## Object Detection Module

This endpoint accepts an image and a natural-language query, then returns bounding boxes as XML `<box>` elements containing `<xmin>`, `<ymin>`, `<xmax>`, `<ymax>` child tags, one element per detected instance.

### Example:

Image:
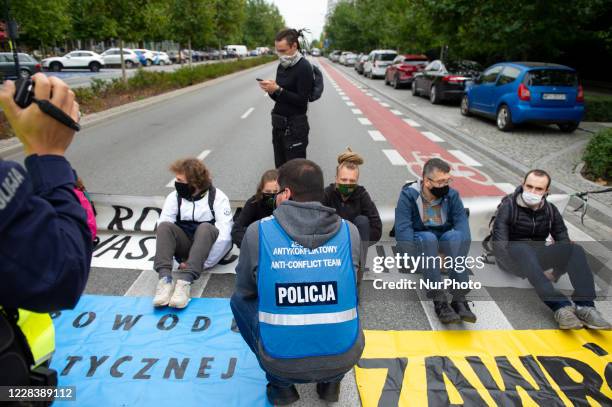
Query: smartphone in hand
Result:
<box><xmin>256</xmin><ymin>78</ymin><xmax>264</xmax><ymax>82</ymax></box>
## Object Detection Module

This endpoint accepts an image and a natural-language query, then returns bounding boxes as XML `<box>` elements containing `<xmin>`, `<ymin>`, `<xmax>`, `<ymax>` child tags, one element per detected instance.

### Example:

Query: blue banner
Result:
<box><xmin>49</xmin><ymin>295</ymin><xmax>270</xmax><ymax>406</ymax></box>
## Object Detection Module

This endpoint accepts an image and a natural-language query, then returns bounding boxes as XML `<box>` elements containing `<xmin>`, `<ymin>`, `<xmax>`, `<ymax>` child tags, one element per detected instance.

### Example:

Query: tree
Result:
<box><xmin>12</xmin><ymin>0</ymin><xmax>72</xmax><ymax>50</ymax></box>
<box><xmin>170</xmin><ymin>0</ymin><xmax>215</xmax><ymax>64</ymax></box>
<box><xmin>242</xmin><ymin>0</ymin><xmax>285</xmax><ymax>48</ymax></box>
<box><xmin>212</xmin><ymin>0</ymin><xmax>246</xmax><ymax>50</ymax></box>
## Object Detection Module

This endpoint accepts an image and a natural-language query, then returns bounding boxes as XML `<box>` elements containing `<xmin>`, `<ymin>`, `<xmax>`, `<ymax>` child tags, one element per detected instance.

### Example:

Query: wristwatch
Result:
<box><xmin>273</xmin><ymin>87</ymin><xmax>283</xmax><ymax>96</ymax></box>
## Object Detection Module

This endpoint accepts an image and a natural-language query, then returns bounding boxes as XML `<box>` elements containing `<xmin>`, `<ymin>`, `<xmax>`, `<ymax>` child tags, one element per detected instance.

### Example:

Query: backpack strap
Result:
<box><xmin>208</xmin><ymin>186</ymin><xmax>216</xmax><ymax>223</ymax></box>
<box><xmin>175</xmin><ymin>193</ymin><xmax>182</xmax><ymax>223</ymax></box>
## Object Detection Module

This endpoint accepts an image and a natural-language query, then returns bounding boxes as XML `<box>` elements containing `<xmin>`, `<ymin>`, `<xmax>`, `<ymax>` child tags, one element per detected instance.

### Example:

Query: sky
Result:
<box><xmin>271</xmin><ymin>0</ymin><xmax>328</xmax><ymax>44</ymax></box>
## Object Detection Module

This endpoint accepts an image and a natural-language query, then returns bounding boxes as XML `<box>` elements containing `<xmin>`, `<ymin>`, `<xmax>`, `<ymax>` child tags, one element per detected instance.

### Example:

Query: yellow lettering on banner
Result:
<box><xmin>355</xmin><ymin>330</ymin><xmax>612</xmax><ymax>407</ymax></box>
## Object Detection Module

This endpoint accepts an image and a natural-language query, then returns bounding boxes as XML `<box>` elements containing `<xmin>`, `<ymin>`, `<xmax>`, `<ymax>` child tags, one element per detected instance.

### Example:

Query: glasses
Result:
<box><xmin>427</xmin><ymin>177</ymin><xmax>453</xmax><ymax>187</ymax></box>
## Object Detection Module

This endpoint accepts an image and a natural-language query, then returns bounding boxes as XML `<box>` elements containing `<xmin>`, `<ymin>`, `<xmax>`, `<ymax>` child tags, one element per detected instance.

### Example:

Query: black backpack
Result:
<box><xmin>309</xmin><ymin>64</ymin><xmax>324</xmax><ymax>102</ymax></box>
<box><xmin>175</xmin><ymin>186</ymin><xmax>217</xmax><ymax>238</ymax></box>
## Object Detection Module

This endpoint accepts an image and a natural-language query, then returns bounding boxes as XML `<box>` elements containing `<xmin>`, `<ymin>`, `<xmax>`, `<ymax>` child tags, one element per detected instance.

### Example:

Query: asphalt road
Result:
<box><xmin>9</xmin><ymin>57</ymin><xmax>611</xmax><ymax>406</ymax></box>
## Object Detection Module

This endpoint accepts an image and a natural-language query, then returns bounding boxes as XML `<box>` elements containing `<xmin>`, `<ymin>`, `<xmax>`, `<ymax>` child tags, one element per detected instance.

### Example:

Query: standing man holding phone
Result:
<box><xmin>258</xmin><ymin>28</ymin><xmax>314</xmax><ymax>168</ymax></box>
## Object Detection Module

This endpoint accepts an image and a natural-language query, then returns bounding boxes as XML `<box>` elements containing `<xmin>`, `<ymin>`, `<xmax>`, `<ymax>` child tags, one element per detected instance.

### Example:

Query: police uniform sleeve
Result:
<box><xmin>0</xmin><ymin>156</ymin><xmax>92</xmax><ymax>312</ymax></box>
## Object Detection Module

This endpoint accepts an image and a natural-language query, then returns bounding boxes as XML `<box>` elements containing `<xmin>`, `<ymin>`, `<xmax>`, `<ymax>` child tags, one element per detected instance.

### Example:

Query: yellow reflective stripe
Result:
<box><xmin>17</xmin><ymin>310</ymin><xmax>55</xmax><ymax>367</ymax></box>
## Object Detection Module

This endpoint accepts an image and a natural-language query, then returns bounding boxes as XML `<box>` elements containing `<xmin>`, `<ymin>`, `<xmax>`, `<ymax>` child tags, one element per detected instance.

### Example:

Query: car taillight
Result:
<box><xmin>35</xmin><ymin>64</ymin><xmax>41</xmax><ymax>72</ymax></box>
<box><xmin>518</xmin><ymin>83</ymin><xmax>531</xmax><ymax>101</ymax></box>
<box><xmin>576</xmin><ymin>84</ymin><xmax>584</xmax><ymax>102</ymax></box>
<box><xmin>399</xmin><ymin>64</ymin><xmax>416</xmax><ymax>72</ymax></box>
<box><xmin>442</xmin><ymin>75</ymin><xmax>464</xmax><ymax>84</ymax></box>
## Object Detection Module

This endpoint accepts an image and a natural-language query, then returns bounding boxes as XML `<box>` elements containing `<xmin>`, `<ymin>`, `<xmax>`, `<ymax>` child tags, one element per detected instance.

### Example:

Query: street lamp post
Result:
<box><xmin>3</xmin><ymin>0</ymin><xmax>20</xmax><ymax>78</ymax></box>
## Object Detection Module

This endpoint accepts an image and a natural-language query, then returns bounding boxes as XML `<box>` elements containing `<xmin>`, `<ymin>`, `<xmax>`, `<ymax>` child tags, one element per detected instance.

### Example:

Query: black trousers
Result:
<box><xmin>272</xmin><ymin>113</ymin><xmax>309</xmax><ymax>168</ymax></box>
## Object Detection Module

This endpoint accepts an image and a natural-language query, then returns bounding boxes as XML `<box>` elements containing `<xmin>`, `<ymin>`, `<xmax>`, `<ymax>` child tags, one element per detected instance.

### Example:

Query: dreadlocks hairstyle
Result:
<box><xmin>337</xmin><ymin>147</ymin><xmax>364</xmax><ymax>175</ymax></box>
<box><xmin>275</xmin><ymin>28</ymin><xmax>309</xmax><ymax>50</ymax></box>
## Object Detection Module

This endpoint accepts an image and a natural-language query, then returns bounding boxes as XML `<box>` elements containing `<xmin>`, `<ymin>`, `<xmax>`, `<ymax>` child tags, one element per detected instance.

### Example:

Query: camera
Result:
<box><xmin>14</xmin><ymin>78</ymin><xmax>34</xmax><ymax>108</ymax></box>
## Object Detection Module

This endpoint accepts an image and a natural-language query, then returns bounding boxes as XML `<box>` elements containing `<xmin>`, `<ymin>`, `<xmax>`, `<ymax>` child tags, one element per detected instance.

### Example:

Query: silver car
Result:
<box><xmin>363</xmin><ymin>50</ymin><xmax>398</xmax><ymax>79</ymax></box>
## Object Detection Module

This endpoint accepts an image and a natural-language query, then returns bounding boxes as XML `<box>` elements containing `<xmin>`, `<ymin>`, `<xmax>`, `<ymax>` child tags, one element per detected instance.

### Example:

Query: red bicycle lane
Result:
<box><xmin>319</xmin><ymin>59</ymin><xmax>505</xmax><ymax>198</ymax></box>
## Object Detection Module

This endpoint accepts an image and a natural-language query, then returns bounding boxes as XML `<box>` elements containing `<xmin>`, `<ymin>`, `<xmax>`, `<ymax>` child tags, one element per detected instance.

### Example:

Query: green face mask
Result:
<box><xmin>337</xmin><ymin>183</ymin><xmax>357</xmax><ymax>196</ymax></box>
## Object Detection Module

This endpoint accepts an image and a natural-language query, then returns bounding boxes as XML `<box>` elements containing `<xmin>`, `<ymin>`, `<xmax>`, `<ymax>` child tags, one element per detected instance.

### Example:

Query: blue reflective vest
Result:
<box><xmin>257</xmin><ymin>217</ymin><xmax>359</xmax><ymax>359</ymax></box>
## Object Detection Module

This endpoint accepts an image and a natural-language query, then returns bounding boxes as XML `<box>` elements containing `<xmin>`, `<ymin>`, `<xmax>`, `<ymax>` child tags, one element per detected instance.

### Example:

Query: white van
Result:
<box><xmin>225</xmin><ymin>45</ymin><xmax>248</xmax><ymax>57</ymax></box>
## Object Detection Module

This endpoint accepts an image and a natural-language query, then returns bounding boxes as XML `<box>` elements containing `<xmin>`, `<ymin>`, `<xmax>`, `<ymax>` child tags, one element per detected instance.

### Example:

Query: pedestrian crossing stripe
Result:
<box><xmin>355</xmin><ymin>329</ymin><xmax>612</xmax><ymax>406</ymax></box>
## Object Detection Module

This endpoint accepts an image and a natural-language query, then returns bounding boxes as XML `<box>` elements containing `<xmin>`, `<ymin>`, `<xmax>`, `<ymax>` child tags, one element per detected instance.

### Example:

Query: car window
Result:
<box><xmin>0</xmin><ymin>55</ymin><xmax>9</xmax><ymax>63</ymax></box>
<box><xmin>526</xmin><ymin>69</ymin><xmax>577</xmax><ymax>87</ymax></box>
<box><xmin>497</xmin><ymin>66</ymin><xmax>521</xmax><ymax>86</ymax></box>
<box><xmin>375</xmin><ymin>53</ymin><xmax>396</xmax><ymax>61</ymax></box>
<box><xmin>393</xmin><ymin>56</ymin><xmax>404</xmax><ymax>64</ymax></box>
<box><xmin>481</xmin><ymin>66</ymin><xmax>503</xmax><ymax>84</ymax></box>
<box><xmin>18</xmin><ymin>54</ymin><xmax>33</xmax><ymax>63</ymax></box>
<box><xmin>82</xmin><ymin>52</ymin><xmax>93</xmax><ymax>57</ymax></box>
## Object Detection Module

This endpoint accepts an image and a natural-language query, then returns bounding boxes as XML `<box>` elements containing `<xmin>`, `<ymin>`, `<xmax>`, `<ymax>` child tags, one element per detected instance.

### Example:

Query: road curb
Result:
<box><xmin>0</xmin><ymin>60</ymin><xmax>277</xmax><ymax>159</ymax></box>
<box><xmin>333</xmin><ymin>62</ymin><xmax>612</xmax><ymax>226</ymax></box>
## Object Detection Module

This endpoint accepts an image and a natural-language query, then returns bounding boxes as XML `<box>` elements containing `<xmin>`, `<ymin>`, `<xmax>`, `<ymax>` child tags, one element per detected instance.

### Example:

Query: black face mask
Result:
<box><xmin>430</xmin><ymin>185</ymin><xmax>449</xmax><ymax>199</ymax></box>
<box><xmin>262</xmin><ymin>193</ymin><xmax>276</xmax><ymax>209</ymax></box>
<box><xmin>175</xmin><ymin>182</ymin><xmax>194</xmax><ymax>200</ymax></box>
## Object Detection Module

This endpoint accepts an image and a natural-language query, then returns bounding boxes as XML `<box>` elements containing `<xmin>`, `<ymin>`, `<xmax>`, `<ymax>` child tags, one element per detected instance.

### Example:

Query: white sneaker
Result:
<box><xmin>169</xmin><ymin>280</ymin><xmax>191</xmax><ymax>309</ymax></box>
<box><xmin>153</xmin><ymin>276</ymin><xmax>174</xmax><ymax>307</ymax></box>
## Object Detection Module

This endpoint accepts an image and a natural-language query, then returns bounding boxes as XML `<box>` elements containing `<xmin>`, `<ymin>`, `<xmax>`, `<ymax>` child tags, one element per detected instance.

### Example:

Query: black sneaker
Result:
<box><xmin>316</xmin><ymin>381</ymin><xmax>341</xmax><ymax>402</ymax></box>
<box><xmin>266</xmin><ymin>383</ymin><xmax>299</xmax><ymax>405</ymax></box>
<box><xmin>434</xmin><ymin>301</ymin><xmax>461</xmax><ymax>324</ymax></box>
<box><xmin>451</xmin><ymin>300</ymin><xmax>477</xmax><ymax>323</ymax></box>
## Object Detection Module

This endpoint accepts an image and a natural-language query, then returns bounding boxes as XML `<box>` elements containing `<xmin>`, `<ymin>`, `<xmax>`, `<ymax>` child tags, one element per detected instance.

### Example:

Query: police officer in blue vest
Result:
<box><xmin>0</xmin><ymin>74</ymin><xmax>92</xmax><ymax>387</ymax></box>
<box><xmin>231</xmin><ymin>159</ymin><xmax>364</xmax><ymax>405</ymax></box>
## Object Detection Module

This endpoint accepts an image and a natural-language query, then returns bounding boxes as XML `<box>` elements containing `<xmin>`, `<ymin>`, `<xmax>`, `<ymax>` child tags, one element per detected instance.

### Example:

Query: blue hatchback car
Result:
<box><xmin>462</xmin><ymin>62</ymin><xmax>584</xmax><ymax>132</ymax></box>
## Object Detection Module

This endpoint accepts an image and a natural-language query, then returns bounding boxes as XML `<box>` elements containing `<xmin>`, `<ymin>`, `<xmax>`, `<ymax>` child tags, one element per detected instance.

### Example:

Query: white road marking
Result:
<box><xmin>342</xmin><ymin>96</ymin><xmax>350</xmax><ymax>101</ymax></box>
<box><xmin>380</xmin><ymin>102</ymin><xmax>391</xmax><ymax>107</ymax></box>
<box><xmin>403</xmin><ymin>118</ymin><xmax>421</xmax><ymax>127</ymax></box>
<box><xmin>240</xmin><ymin>107</ymin><xmax>254</xmax><ymax>119</ymax></box>
<box><xmin>383</xmin><ymin>149</ymin><xmax>408</xmax><ymax>166</ymax></box>
<box><xmin>390</xmin><ymin>109</ymin><xmax>403</xmax><ymax>116</ymax></box>
<box><xmin>338</xmin><ymin>91</ymin><xmax>346</xmax><ymax>96</ymax></box>
<box><xmin>358</xmin><ymin>117</ymin><xmax>372</xmax><ymax>125</ymax></box>
<box><xmin>351</xmin><ymin>108</ymin><xmax>363</xmax><ymax>115</ymax></box>
<box><xmin>373</xmin><ymin>97</ymin><xmax>381</xmax><ymax>101</ymax></box>
<box><xmin>449</xmin><ymin>149</ymin><xmax>482</xmax><ymax>167</ymax></box>
<box><xmin>167</xmin><ymin>150</ymin><xmax>210</xmax><ymax>187</ymax></box>
<box><xmin>495</xmin><ymin>183</ymin><xmax>516</xmax><ymax>194</ymax></box>
<box><xmin>421</xmin><ymin>131</ymin><xmax>445</xmax><ymax>142</ymax></box>
<box><xmin>368</xmin><ymin>130</ymin><xmax>386</xmax><ymax>141</ymax></box>
<box><xmin>345</xmin><ymin>101</ymin><xmax>355</xmax><ymax>107</ymax></box>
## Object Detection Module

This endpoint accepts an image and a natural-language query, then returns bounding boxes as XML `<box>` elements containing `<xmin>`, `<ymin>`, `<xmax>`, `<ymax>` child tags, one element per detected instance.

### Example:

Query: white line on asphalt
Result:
<box><xmin>373</xmin><ymin>97</ymin><xmax>381</xmax><ymax>102</ymax></box>
<box><xmin>403</xmin><ymin>118</ymin><xmax>421</xmax><ymax>127</ymax></box>
<box><xmin>166</xmin><ymin>149</ymin><xmax>210</xmax><ymax>187</ymax></box>
<box><xmin>390</xmin><ymin>109</ymin><xmax>403</xmax><ymax>116</ymax></box>
<box><xmin>368</xmin><ymin>130</ymin><xmax>386</xmax><ymax>141</ymax></box>
<box><xmin>351</xmin><ymin>108</ymin><xmax>363</xmax><ymax>115</ymax></box>
<box><xmin>338</xmin><ymin>91</ymin><xmax>346</xmax><ymax>96</ymax></box>
<box><xmin>240</xmin><ymin>107</ymin><xmax>254</xmax><ymax>119</ymax></box>
<box><xmin>380</xmin><ymin>102</ymin><xmax>391</xmax><ymax>107</ymax></box>
<box><xmin>342</xmin><ymin>96</ymin><xmax>350</xmax><ymax>101</ymax></box>
<box><xmin>345</xmin><ymin>101</ymin><xmax>355</xmax><ymax>107</ymax></box>
<box><xmin>365</xmin><ymin>92</ymin><xmax>373</xmax><ymax>96</ymax></box>
<box><xmin>495</xmin><ymin>183</ymin><xmax>516</xmax><ymax>194</ymax></box>
<box><xmin>449</xmin><ymin>150</ymin><xmax>482</xmax><ymax>167</ymax></box>
<box><xmin>421</xmin><ymin>131</ymin><xmax>445</xmax><ymax>142</ymax></box>
<box><xmin>357</xmin><ymin>117</ymin><xmax>372</xmax><ymax>125</ymax></box>
<box><xmin>382</xmin><ymin>149</ymin><xmax>408</xmax><ymax>166</ymax></box>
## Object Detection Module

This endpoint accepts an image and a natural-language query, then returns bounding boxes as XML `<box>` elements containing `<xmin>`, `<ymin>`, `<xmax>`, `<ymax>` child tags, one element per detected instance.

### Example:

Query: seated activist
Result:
<box><xmin>395</xmin><ymin>157</ymin><xmax>475</xmax><ymax>324</ymax></box>
<box><xmin>231</xmin><ymin>169</ymin><xmax>279</xmax><ymax>248</ymax></box>
<box><xmin>231</xmin><ymin>159</ymin><xmax>364</xmax><ymax>405</ymax></box>
<box><xmin>492</xmin><ymin>169</ymin><xmax>610</xmax><ymax>330</ymax></box>
<box><xmin>153</xmin><ymin>158</ymin><xmax>233</xmax><ymax>308</ymax></box>
<box><xmin>322</xmin><ymin>149</ymin><xmax>382</xmax><ymax>250</ymax></box>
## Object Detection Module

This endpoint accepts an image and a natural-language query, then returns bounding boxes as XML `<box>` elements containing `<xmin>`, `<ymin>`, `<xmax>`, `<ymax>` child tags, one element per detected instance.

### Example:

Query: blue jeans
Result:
<box><xmin>507</xmin><ymin>242</ymin><xmax>595</xmax><ymax>311</ymax></box>
<box><xmin>230</xmin><ymin>294</ymin><xmax>344</xmax><ymax>387</ymax></box>
<box><xmin>412</xmin><ymin>229</ymin><xmax>471</xmax><ymax>299</ymax></box>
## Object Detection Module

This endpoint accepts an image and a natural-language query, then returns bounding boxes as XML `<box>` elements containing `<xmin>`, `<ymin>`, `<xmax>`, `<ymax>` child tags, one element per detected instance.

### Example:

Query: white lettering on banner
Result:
<box><xmin>0</xmin><ymin>167</ymin><xmax>26</xmax><ymax>210</ymax></box>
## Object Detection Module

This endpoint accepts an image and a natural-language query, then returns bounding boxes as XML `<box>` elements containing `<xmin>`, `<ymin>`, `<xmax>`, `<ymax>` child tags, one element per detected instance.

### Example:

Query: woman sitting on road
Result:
<box><xmin>323</xmin><ymin>149</ymin><xmax>382</xmax><ymax>277</ymax></box>
<box><xmin>231</xmin><ymin>169</ymin><xmax>279</xmax><ymax>248</ymax></box>
<box><xmin>153</xmin><ymin>158</ymin><xmax>233</xmax><ymax>309</ymax></box>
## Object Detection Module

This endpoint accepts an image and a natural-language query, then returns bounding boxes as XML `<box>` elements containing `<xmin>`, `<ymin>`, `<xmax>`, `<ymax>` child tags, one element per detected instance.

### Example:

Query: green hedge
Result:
<box><xmin>75</xmin><ymin>56</ymin><xmax>276</xmax><ymax>108</ymax></box>
<box><xmin>582</xmin><ymin>128</ymin><xmax>612</xmax><ymax>182</ymax></box>
<box><xmin>584</xmin><ymin>93</ymin><xmax>612</xmax><ymax>122</ymax></box>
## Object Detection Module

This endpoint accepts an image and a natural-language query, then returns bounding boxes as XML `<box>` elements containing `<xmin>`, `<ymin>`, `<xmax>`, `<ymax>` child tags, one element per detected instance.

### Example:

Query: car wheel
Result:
<box><xmin>460</xmin><ymin>95</ymin><xmax>471</xmax><ymax>116</ymax></box>
<box><xmin>558</xmin><ymin>122</ymin><xmax>579</xmax><ymax>133</ymax></box>
<box><xmin>430</xmin><ymin>85</ymin><xmax>440</xmax><ymax>104</ymax></box>
<box><xmin>146</xmin><ymin>59</ymin><xmax>152</xmax><ymax>67</ymax></box>
<box><xmin>393</xmin><ymin>74</ymin><xmax>401</xmax><ymax>89</ymax></box>
<box><xmin>18</xmin><ymin>69</ymin><xmax>31</xmax><ymax>79</ymax></box>
<box><xmin>411</xmin><ymin>81</ymin><xmax>419</xmax><ymax>96</ymax></box>
<box><xmin>384</xmin><ymin>74</ymin><xmax>390</xmax><ymax>86</ymax></box>
<box><xmin>125</xmin><ymin>60</ymin><xmax>134</xmax><ymax>69</ymax></box>
<box><xmin>89</xmin><ymin>62</ymin><xmax>101</xmax><ymax>72</ymax></box>
<box><xmin>50</xmin><ymin>62</ymin><xmax>62</xmax><ymax>72</ymax></box>
<box><xmin>496</xmin><ymin>105</ymin><xmax>513</xmax><ymax>131</ymax></box>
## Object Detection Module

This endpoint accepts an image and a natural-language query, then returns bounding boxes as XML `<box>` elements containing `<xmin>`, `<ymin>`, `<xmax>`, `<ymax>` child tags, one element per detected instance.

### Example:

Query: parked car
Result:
<box><xmin>329</xmin><ymin>50</ymin><xmax>342</xmax><ymax>62</ymax></box>
<box><xmin>152</xmin><ymin>51</ymin><xmax>171</xmax><ymax>65</ymax></box>
<box><xmin>385</xmin><ymin>54</ymin><xmax>428</xmax><ymax>89</ymax></box>
<box><xmin>343</xmin><ymin>53</ymin><xmax>358</xmax><ymax>66</ymax></box>
<box><xmin>248</xmin><ymin>49</ymin><xmax>259</xmax><ymax>57</ymax></box>
<box><xmin>42</xmin><ymin>50</ymin><xmax>104</xmax><ymax>72</ymax></box>
<box><xmin>355</xmin><ymin>54</ymin><xmax>368</xmax><ymax>75</ymax></box>
<box><xmin>311</xmin><ymin>48</ymin><xmax>321</xmax><ymax>57</ymax></box>
<box><xmin>207</xmin><ymin>50</ymin><xmax>221</xmax><ymax>60</ymax></box>
<box><xmin>412</xmin><ymin>59</ymin><xmax>482</xmax><ymax>104</ymax></box>
<box><xmin>462</xmin><ymin>62</ymin><xmax>585</xmax><ymax>132</ymax></box>
<box><xmin>338</xmin><ymin>51</ymin><xmax>352</xmax><ymax>65</ymax></box>
<box><xmin>101</xmin><ymin>48</ymin><xmax>141</xmax><ymax>68</ymax></box>
<box><xmin>133</xmin><ymin>49</ymin><xmax>155</xmax><ymax>66</ymax></box>
<box><xmin>0</xmin><ymin>52</ymin><xmax>41</xmax><ymax>80</ymax></box>
<box><xmin>363</xmin><ymin>50</ymin><xmax>397</xmax><ymax>79</ymax></box>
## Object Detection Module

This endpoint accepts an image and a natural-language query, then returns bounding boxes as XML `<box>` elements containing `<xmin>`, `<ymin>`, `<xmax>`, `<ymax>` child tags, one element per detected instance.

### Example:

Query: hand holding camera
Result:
<box><xmin>0</xmin><ymin>73</ymin><xmax>80</xmax><ymax>156</ymax></box>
